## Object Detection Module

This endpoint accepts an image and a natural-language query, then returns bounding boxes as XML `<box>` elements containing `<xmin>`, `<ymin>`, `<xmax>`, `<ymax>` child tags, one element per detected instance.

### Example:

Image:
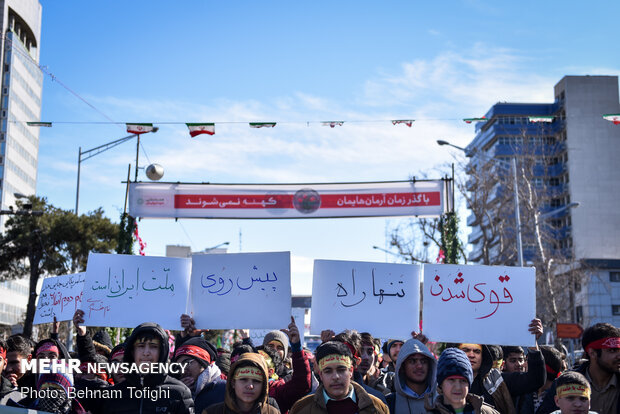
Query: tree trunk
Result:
<box><xmin>23</xmin><ymin>262</ymin><xmax>40</xmax><ymax>338</ymax></box>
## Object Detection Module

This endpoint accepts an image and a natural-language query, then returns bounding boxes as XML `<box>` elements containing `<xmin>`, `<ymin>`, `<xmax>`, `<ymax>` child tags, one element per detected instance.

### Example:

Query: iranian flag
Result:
<box><xmin>249</xmin><ymin>122</ymin><xmax>276</xmax><ymax>128</ymax></box>
<box><xmin>392</xmin><ymin>120</ymin><xmax>414</xmax><ymax>127</ymax></box>
<box><xmin>463</xmin><ymin>117</ymin><xmax>487</xmax><ymax>124</ymax></box>
<box><xmin>529</xmin><ymin>116</ymin><xmax>554</xmax><ymax>123</ymax></box>
<box><xmin>603</xmin><ymin>114</ymin><xmax>620</xmax><ymax>125</ymax></box>
<box><xmin>321</xmin><ymin>121</ymin><xmax>344</xmax><ymax>128</ymax></box>
<box><xmin>187</xmin><ymin>123</ymin><xmax>215</xmax><ymax>137</ymax></box>
<box><xmin>126</xmin><ymin>123</ymin><xmax>155</xmax><ymax>134</ymax></box>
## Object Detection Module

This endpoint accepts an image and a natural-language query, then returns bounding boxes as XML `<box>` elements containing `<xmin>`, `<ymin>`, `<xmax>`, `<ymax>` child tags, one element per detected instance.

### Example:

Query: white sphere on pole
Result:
<box><xmin>146</xmin><ymin>163</ymin><xmax>164</xmax><ymax>181</ymax></box>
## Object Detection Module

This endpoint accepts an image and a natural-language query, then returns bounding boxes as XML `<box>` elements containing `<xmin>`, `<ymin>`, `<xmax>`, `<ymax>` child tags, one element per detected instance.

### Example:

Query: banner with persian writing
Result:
<box><xmin>82</xmin><ymin>253</ymin><xmax>191</xmax><ymax>329</ymax></box>
<box><xmin>33</xmin><ymin>273</ymin><xmax>86</xmax><ymax>324</ymax></box>
<box><xmin>422</xmin><ymin>264</ymin><xmax>536</xmax><ymax>346</ymax></box>
<box><xmin>310</xmin><ymin>260</ymin><xmax>420</xmax><ymax>338</ymax></box>
<box><xmin>128</xmin><ymin>180</ymin><xmax>448</xmax><ymax>219</ymax></box>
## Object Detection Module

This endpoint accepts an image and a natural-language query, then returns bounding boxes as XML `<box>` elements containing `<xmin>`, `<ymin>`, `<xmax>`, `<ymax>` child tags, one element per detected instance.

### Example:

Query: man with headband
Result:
<box><xmin>552</xmin><ymin>371</ymin><xmax>594</xmax><ymax>414</ymax></box>
<box><xmin>539</xmin><ymin>322</ymin><xmax>619</xmax><ymax>414</ymax></box>
<box><xmin>290</xmin><ymin>341</ymin><xmax>388</xmax><ymax>414</ymax></box>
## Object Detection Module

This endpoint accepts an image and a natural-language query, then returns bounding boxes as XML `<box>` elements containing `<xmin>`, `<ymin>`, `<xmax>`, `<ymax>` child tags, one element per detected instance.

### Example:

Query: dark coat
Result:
<box><xmin>425</xmin><ymin>393</ymin><xmax>500</xmax><ymax>414</ymax></box>
<box><xmin>269</xmin><ymin>348</ymin><xmax>312</xmax><ymax>413</ymax></box>
<box><xmin>289</xmin><ymin>382</ymin><xmax>389</xmax><ymax>414</ymax></box>
<box><xmin>93</xmin><ymin>322</ymin><xmax>194</xmax><ymax>414</ymax></box>
<box><xmin>194</xmin><ymin>379</ymin><xmax>227</xmax><ymax>414</ymax></box>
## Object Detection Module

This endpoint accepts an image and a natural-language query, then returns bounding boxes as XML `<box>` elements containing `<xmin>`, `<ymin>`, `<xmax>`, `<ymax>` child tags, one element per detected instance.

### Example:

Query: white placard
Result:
<box><xmin>311</xmin><ymin>260</ymin><xmax>420</xmax><ymax>339</ymax></box>
<box><xmin>190</xmin><ymin>252</ymin><xmax>291</xmax><ymax>329</ymax></box>
<box><xmin>33</xmin><ymin>273</ymin><xmax>86</xmax><ymax>324</ymax></box>
<box><xmin>422</xmin><ymin>264</ymin><xmax>536</xmax><ymax>346</ymax></box>
<box><xmin>250</xmin><ymin>307</ymin><xmax>306</xmax><ymax>347</ymax></box>
<box><xmin>82</xmin><ymin>253</ymin><xmax>191</xmax><ymax>329</ymax></box>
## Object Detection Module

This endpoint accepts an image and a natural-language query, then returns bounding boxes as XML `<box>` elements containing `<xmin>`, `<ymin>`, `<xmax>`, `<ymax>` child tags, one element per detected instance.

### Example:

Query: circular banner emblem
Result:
<box><xmin>293</xmin><ymin>188</ymin><xmax>321</xmax><ymax>214</ymax></box>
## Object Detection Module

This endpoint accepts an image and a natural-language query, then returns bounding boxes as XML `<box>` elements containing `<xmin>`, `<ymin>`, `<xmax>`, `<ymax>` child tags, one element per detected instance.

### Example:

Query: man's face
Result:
<box><xmin>177</xmin><ymin>356</ymin><xmax>204</xmax><ymax>386</ymax></box>
<box><xmin>0</xmin><ymin>352</ymin><xmax>5</xmax><ymax>375</ymax></box>
<box><xmin>358</xmin><ymin>344</ymin><xmax>375</xmax><ymax>376</ymax></box>
<box><xmin>319</xmin><ymin>363</ymin><xmax>353</xmax><ymax>400</ymax></box>
<box><xmin>591</xmin><ymin>347</ymin><xmax>620</xmax><ymax>375</ymax></box>
<box><xmin>133</xmin><ymin>338</ymin><xmax>160</xmax><ymax>366</ymax></box>
<box><xmin>267</xmin><ymin>340</ymin><xmax>285</xmax><ymax>360</ymax></box>
<box><xmin>110</xmin><ymin>353</ymin><xmax>125</xmax><ymax>383</ymax></box>
<box><xmin>504</xmin><ymin>352</ymin><xmax>526</xmax><ymax>373</ymax></box>
<box><xmin>4</xmin><ymin>351</ymin><xmax>30</xmax><ymax>380</ymax></box>
<box><xmin>459</xmin><ymin>344</ymin><xmax>482</xmax><ymax>372</ymax></box>
<box><xmin>403</xmin><ymin>354</ymin><xmax>430</xmax><ymax>385</ymax></box>
<box><xmin>390</xmin><ymin>342</ymin><xmax>403</xmax><ymax>361</ymax></box>
<box><xmin>441</xmin><ymin>377</ymin><xmax>469</xmax><ymax>409</ymax></box>
<box><xmin>554</xmin><ymin>395</ymin><xmax>590</xmax><ymax>414</ymax></box>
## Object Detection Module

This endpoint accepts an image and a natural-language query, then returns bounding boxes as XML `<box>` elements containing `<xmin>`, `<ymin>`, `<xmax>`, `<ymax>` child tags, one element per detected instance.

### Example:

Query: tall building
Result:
<box><xmin>465</xmin><ymin>75</ymin><xmax>620</xmax><ymax>329</ymax></box>
<box><xmin>0</xmin><ymin>0</ymin><xmax>42</xmax><ymax>327</ymax></box>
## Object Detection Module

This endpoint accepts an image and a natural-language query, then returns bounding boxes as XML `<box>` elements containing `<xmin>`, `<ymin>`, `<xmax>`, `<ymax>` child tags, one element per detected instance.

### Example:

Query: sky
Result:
<box><xmin>34</xmin><ymin>1</ymin><xmax>620</xmax><ymax>295</ymax></box>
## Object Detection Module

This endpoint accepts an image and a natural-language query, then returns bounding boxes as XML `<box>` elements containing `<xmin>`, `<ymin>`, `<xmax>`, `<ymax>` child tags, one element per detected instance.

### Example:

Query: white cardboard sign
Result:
<box><xmin>34</xmin><ymin>273</ymin><xmax>86</xmax><ymax>324</ymax></box>
<box><xmin>422</xmin><ymin>264</ymin><xmax>536</xmax><ymax>346</ymax></box>
<box><xmin>190</xmin><ymin>252</ymin><xmax>291</xmax><ymax>329</ymax></box>
<box><xmin>82</xmin><ymin>253</ymin><xmax>191</xmax><ymax>329</ymax></box>
<box><xmin>311</xmin><ymin>260</ymin><xmax>420</xmax><ymax>339</ymax></box>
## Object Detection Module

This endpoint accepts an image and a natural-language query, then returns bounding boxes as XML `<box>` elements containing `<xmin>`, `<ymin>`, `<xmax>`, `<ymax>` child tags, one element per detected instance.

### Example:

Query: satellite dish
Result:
<box><xmin>146</xmin><ymin>163</ymin><xmax>164</xmax><ymax>181</ymax></box>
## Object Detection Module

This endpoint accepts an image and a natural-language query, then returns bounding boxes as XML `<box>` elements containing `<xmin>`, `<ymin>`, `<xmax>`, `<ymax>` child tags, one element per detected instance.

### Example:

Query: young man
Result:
<box><xmin>551</xmin><ymin>371</ymin><xmax>594</xmax><ymax>414</ymax></box>
<box><xmin>263</xmin><ymin>330</ymin><xmax>290</xmax><ymax>362</ymax></box>
<box><xmin>538</xmin><ymin>322</ymin><xmax>620</xmax><ymax>414</ymax></box>
<box><xmin>425</xmin><ymin>347</ymin><xmax>499</xmax><ymax>414</ymax></box>
<box><xmin>93</xmin><ymin>322</ymin><xmax>194</xmax><ymax>414</ymax></box>
<box><xmin>382</xmin><ymin>340</ymin><xmax>404</xmax><ymax>373</ymax></box>
<box><xmin>290</xmin><ymin>341</ymin><xmax>388</xmax><ymax>414</ymax></box>
<box><xmin>2</xmin><ymin>335</ymin><xmax>33</xmax><ymax>388</ymax></box>
<box><xmin>514</xmin><ymin>345</ymin><xmax>564</xmax><ymax>414</ymax></box>
<box><xmin>386</xmin><ymin>338</ymin><xmax>437</xmax><ymax>414</ymax></box>
<box><xmin>502</xmin><ymin>347</ymin><xmax>526</xmax><ymax>373</ymax></box>
<box><xmin>0</xmin><ymin>339</ymin><xmax>24</xmax><ymax>405</ymax></box>
<box><xmin>173</xmin><ymin>336</ymin><xmax>225</xmax><ymax>414</ymax></box>
<box><xmin>455</xmin><ymin>318</ymin><xmax>545</xmax><ymax>414</ymax></box>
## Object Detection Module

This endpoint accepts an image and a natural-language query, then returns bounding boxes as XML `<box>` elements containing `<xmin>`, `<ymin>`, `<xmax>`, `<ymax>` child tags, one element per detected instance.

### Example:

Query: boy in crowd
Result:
<box><xmin>290</xmin><ymin>341</ymin><xmax>388</xmax><ymax>414</ymax></box>
<box><xmin>551</xmin><ymin>371</ymin><xmax>594</xmax><ymax>414</ymax></box>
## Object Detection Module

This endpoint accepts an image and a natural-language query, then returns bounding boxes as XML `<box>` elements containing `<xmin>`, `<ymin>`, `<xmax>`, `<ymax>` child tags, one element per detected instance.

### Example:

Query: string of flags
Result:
<box><xmin>23</xmin><ymin>113</ymin><xmax>620</xmax><ymax>137</ymax></box>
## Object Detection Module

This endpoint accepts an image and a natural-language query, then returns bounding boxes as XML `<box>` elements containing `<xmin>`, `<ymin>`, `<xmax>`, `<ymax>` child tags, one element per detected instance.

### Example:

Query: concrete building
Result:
<box><xmin>466</xmin><ymin>75</ymin><xmax>620</xmax><ymax>328</ymax></box>
<box><xmin>0</xmin><ymin>0</ymin><xmax>42</xmax><ymax>327</ymax></box>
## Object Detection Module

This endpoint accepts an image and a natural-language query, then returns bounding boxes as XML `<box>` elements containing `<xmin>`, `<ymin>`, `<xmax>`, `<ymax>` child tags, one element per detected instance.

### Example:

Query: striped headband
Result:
<box><xmin>234</xmin><ymin>366</ymin><xmax>263</xmax><ymax>381</ymax></box>
<box><xmin>36</xmin><ymin>342</ymin><xmax>59</xmax><ymax>357</ymax></box>
<box><xmin>110</xmin><ymin>349</ymin><xmax>125</xmax><ymax>361</ymax></box>
<box><xmin>175</xmin><ymin>345</ymin><xmax>212</xmax><ymax>363</ymax></box>
<box><xmin>557</xmin><ymin>384</ymin><xmax>590</xmax><ymax>399</ymax></box>
<box><xmin>318</xmin><ymin>354</ymin><xmax>352</xmax><ymax>371</ymax></box>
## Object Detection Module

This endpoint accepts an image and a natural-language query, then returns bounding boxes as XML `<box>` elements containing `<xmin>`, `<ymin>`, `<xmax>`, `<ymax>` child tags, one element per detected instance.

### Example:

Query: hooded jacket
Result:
<box><xmin>424</xmin><ymin>393</ymin><xmax>500</xmax><ymax>414</ymax></box>
<box><xmin>289</xmin><ymin>381</ymin><xmax>388</xmax><ymax>414</ymax></box>
<box><xmin>205</xmin><ymin>353</ymin><xmax>279</xmax><ymax>414</ymax></box>
<box><xmin>386</xmin><ymin>339</ymin><xmax>437</xmax><ymax>414</ymax></box>
<box><xmin>94</xmin><ymin>322</ymin><xmax>194</xmax><ymax>414</ymax></box>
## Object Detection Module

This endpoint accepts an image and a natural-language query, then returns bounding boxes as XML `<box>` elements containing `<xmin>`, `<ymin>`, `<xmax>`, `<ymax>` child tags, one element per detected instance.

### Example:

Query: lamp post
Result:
<box><xmin>75</xmin><ymin>128</ymin><xmax>159</xmax><ymax>215</ymax></box>
<box><xmin>437</xmin><ymin>139</ymin><xmax>524</xmax><ymax>266</ymax></box>
<box><xmin>204</xmin><ymin>242</ymin><xmax>230</xmax><ymax>253</ymax></box>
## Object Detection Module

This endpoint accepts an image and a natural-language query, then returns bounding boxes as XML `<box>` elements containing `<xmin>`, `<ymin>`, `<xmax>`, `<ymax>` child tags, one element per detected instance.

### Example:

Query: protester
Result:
<box><xmin>11</xmin><ymin>371</ymin><xmax>86</xmax><ymax>414</ymax></box>
<box><xmin>93</xmin><ymin>321</ymin><xmax>194</xmax><ymax>413</ymax></box>
<box><xmin>538</xmin><ymin>322</ymin><xmax>620</xmax><ymax>414</ymax></box>
<box><xmin>453</xmin><ymin>318</ymin><xmax>545</xmax><ymax>414</ymax></box>
<box><xmin>386</xmin><ymin>337</ymin><xmax>437</xmax><ymax>414</ymax></box>
<box><xmin>425</xmin><ymin>347</ymin><xmax>499</xmax><ymax>414</ymax></box>
<box><xmin>502</xmin><ymin>347</ymin><xmax>526</xmax><ymax>373</ymax></box>
<box><xmin>2</xmin><ymin>334</ymin><xmax>33</xmax><ymax>389</ymax></box>
<box><xmin>382</xmin><ymin>340</ymin><xmax>404</xmax><ymax>373</ymax></box>
<box><xmin>109</xmin><ymin>342</ymin><xmax>126</xmax><ymax>384</ymax></box>
<box><xmin>359</xmin><ymin>333</ymin><xmax>390</xmax><ymax>395</ymax></box>
<box><xmin>174</xmin><ymin>336</ymin><xmax>225</xmax><ymax>413</ymax></box>
<box><xmin>290</xmin><ymin>341</ymin><xmax>388</xmax><ymax>414</ymax></box>
<box><xmin>263</xmin><ymin>330</ymin><xmax>290</xmax><ymax>362</ymax></box>
<box><xmin>0</xmin><ymin>338</ymin><xmax>24</xmax><ymax>405</ymax></box>
<box><xmin>205</xmin><ymin>352</ymin><xmax>280</xmax><ymax>414</ymax></box>
<box><xmin>550</xmin><ymin>371</ymin><xmax>594</xmax><ymax>414</ymax></box>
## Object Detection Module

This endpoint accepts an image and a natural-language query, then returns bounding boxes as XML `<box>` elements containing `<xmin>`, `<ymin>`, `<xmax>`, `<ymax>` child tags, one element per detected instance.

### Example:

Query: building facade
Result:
<box><xmin>0</xmin><ymin>0</ymin><xmax>42</xmax><ymax>326</ymax></box>
<box><xmin>466</xmin><ymin>75</ymin><xmax>620</xmax><ymax>329</ymax></box>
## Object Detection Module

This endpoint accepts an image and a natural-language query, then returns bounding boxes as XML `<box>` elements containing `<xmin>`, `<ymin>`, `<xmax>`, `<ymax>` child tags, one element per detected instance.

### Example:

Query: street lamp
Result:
<box><xmin>437</xmin><ymin>139</ymin><xmax>524</xmax><ymax>266</ymax></box>
<box><xmin>204</xmin><ymin>242</ymin><xmax>230</xmax><ymax>253</ymax></box>
<box><xmin>75</xmin><ymin>128</ymin><xmax>159</xmax><ymax>215</ymax></box>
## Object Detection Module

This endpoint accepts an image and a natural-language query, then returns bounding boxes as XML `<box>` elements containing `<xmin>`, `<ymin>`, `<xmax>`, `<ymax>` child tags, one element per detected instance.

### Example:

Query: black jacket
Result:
<box><xmin>94</xmin><ymin>322</ymin><xmax>194</xmax><ymax>414</ymax></box>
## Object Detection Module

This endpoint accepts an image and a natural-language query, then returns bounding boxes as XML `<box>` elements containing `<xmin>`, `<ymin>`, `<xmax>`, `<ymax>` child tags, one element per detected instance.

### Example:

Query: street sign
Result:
<box><xmin>557</xmin><ymin>323</ymin><xmax>584</xmax><ymax>339</ymax></box>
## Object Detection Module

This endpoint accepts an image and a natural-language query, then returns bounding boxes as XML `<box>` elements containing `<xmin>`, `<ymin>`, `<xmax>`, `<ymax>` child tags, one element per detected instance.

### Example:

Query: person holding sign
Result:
<box><xmin>289</xmin><ymin>341</ymin><xmax>388</xmax><ymax>414</ymax></box>
<box><xmin>452</xmin><ymin>318</ymin><xmax>545</xmax><ymax>414</ymax></box>
<box><xmin>425</xmin><ymin>347</ymin><xmax>499</xmax><ymax>414</ymax></box>
<box><xmin>205</xmin><ymin>352</ymin><xmax>280</xmax><ymax>414</ymax></box>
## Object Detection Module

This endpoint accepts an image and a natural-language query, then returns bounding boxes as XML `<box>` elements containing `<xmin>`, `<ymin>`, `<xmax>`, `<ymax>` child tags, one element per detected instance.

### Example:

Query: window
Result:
<box><xmin>611</xmin><ymin>272</ymin><xmax>620</xmax><ymax>282</ymax></box>
<box><xmin>576</xmin><ymin>306</ymin><xmax>583</xmax><ymax>324</ymax></box>
<box><xmin>613</xmin><ymin>305</ymin><xmax>620</xmax><ymax>316</ymax></box>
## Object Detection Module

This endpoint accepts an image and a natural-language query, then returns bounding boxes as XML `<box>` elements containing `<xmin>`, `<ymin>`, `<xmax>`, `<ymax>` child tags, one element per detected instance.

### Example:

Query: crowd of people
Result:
<box><xmin>0</xmin><ymin>310</ymin><xmax>617</xmax><ymax>414</ymax></box>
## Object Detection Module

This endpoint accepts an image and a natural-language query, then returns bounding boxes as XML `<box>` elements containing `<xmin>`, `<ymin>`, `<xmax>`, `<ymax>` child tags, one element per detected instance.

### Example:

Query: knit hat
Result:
<box><xmin>384</xmin><ymin>339</ymin><xmax>404</xmax><ymax>355</ymax></box>
<box><xmin>437</xmin><ymin>348</ymin><xmax>473</xmax><ymax>387</ymax></box>
<box><xmin>93</xmin><ymin>330</ymin><xmax>113</xmax><ymax>355</ymax></box>
<box><xmin>174</xmin><ymin>337</ymin><xmax>217</xmax><ymax>367</ymax></box>
<box><xmin>263</xmin><ymin>330</ymin><xmax>289</xmax><ymax>359</ymax></box>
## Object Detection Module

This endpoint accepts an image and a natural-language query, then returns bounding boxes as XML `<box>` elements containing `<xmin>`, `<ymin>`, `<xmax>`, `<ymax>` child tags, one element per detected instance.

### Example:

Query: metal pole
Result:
<box><xmin>512</xmin><ymin>157</ymin><xmax>524</xmax><ymax>266</ymax></box>
<box><xmin>134</xmin><ymin>135</ymin><xmax>140</xmax><ymax>182</ymax></box>
<box><xmin>75</xmin><ymin>147</ymin><xmax>82</xmax><ymax>215</ymax></box>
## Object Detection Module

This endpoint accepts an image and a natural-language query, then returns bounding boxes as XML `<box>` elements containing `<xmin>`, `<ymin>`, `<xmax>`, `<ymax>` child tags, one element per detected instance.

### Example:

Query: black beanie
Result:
<box><xmin>174</xmin><ymin>337</ymin><xmax>217</xmax><ymax>367</ymax></box>
<box><xmin>437</xmin><ymin>347</ymin><xmax>473</xmax><ymax>387</ymax></box>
